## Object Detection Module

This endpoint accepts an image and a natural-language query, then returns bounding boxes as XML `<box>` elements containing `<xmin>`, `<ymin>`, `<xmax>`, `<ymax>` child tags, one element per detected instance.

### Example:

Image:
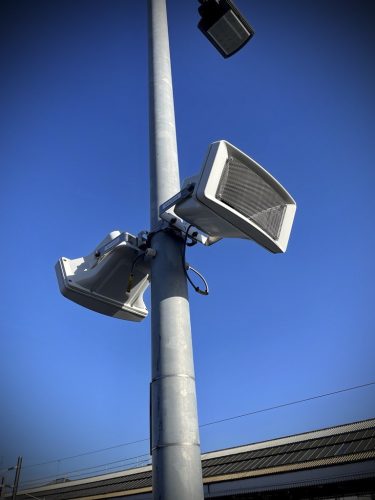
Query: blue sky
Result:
<box><xmin>1</xmin><ymin>0</ymin><xmax>374</xmax><ymax>489</ymax></box>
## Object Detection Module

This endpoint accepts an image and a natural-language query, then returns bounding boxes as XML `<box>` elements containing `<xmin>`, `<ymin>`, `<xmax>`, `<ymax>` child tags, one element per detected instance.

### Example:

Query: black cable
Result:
<box><xmin>186</xmin><ymin>238</ymin><xmax>198</xmax><ymax>247</ymax></box>
<box><xmin>127</xmin><ymin>252</ymin><xmax>145</xmax><ymax>293</ymax></box>
<box><xmin>188</xmin><ymin>266</ymin><xmax>209</xmax><ymax>295</ymax></box>
<box><xmin>146</xmin><ymin>229</ymin><xmax>163</xmax><ymax>245</ymax></box>
<box><xmin>182</xmin><ymin>225</ymin><xmax>209</xmax><ymax>295</ymax></box>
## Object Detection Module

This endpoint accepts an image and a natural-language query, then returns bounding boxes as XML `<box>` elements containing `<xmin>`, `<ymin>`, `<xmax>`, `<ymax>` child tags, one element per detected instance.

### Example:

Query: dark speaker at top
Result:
<box><xmin>198</xmin><ymin>0</ymin><xmax>255</xmax><ymax>58</ymax></box>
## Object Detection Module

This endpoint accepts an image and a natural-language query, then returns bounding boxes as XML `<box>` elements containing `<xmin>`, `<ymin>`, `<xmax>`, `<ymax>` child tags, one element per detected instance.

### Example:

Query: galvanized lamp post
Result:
<box><xmin>148</xmin><ymin>1</ymin><xmax>255</xmax><ymax>498</ymax></box>
<box><xmin>148</xmin><ymin>1</ymin><xmax>204</xmax><ymax>498</ymax></box>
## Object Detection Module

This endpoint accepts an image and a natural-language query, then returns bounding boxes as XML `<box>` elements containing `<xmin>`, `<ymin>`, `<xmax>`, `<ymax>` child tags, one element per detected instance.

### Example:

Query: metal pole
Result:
<box><xmin>12</xmin><ymin>457</ymin><xmax>22</xmax><ymax>500</ymax></box>
<box><xmin>148</xmin><ymin>1</ymin><xmax>204</xmax><ymax>499</ymax></box>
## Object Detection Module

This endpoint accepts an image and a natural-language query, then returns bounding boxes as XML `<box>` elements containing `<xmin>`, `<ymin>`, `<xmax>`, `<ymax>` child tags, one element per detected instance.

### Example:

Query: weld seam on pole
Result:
<box><xmin>152</xmin><ymin>442</ymin><xmax>201</xmax><ymax>451</ymax></box>
<box><xmin>151</xmin><ymin>374</ymin><xmax>196</xmax><ymax>382</ymax></box>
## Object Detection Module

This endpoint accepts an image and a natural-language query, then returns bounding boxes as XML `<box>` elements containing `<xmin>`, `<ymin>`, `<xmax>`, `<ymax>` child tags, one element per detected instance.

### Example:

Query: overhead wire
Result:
<box><xmin>199</xmin><ymin>381</ymin><xmax>375</xmax><ymax>428</ymax></box>
<box><xmin>13</xmin><ymin>380</ymin><xmax>375</xmax><ymax>484</ymax></box>
<box><xmin>20</xmin><ymin>453</ymin><xmax>151</xmax><ymax>489</ymax></box>
<box><xmin>19</xmin><ymin>438</ymin><xmax>149</xmax><ymax>471</ymax></box>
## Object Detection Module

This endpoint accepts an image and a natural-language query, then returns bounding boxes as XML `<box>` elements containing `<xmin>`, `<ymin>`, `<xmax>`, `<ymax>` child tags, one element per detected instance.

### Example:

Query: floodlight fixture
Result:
<box><xmin>198</xmin><ymin>0</ymin><xmax>255</xmax><ymax>58</ymax></box>
<box><xmin>173</xmin><ymin>140</ymin><xmax>296</xmax><ymax>253</ymax></box>
<box><xmin>55</xmin><ymin>231</ymin><xmax>150</xmax><ymax>321</ymax></box>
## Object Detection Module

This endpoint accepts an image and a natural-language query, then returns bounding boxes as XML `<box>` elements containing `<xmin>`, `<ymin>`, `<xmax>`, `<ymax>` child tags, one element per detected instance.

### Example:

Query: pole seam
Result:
<box><xmin>152</xmin><ymin>443</ymin><xmax>201</xmax><ymax>451</ymax></box>
<box><xmin>151</xmin><ymin>374</ymin><xmax>196</xmax><ymax>382</ymax></box>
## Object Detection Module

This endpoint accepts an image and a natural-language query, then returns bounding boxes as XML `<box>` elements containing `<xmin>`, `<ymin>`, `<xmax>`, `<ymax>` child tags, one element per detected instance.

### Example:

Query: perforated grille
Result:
<box><xmin>216</xmin><ymin>156</ymin><xmax>287</xmax><ymax>240</ymax></box>
<box><xmin>208</xmin><ymin>11</ymin><xmax>251</xmax><ymax>56</ymax></box>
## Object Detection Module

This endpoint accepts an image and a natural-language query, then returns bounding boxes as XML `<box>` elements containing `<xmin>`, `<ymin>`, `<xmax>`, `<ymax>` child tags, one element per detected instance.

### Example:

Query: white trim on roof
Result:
<box><xmin>19</xmin><ymin>464</ymin><xmax>152</xmax><ymax>495</ymax></box>
<box><xmin>201</xmin><ymin>418</ymin><xmax>375</xmax><ymax>461</ymax></box>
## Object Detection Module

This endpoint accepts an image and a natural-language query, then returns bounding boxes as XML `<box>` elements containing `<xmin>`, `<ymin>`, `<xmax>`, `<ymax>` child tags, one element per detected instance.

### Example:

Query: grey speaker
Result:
<box><xmin>55</xmin><ymin>231</ymin><xmax>150</xmax><ymax>321</ymax></box>
<box><xmin>174</xmin><ymin>141</ymin><xmax>296</xmax><ymax>253</ymax></box>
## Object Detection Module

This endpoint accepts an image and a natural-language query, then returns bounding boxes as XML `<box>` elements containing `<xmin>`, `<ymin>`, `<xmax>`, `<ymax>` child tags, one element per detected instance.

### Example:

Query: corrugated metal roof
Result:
<box><xmin>201</xmin><ymin>427</ymin><xmax>375</xmax><ymax>478</ymax></box>
<box><xmin>18</xmin><ymin>470</ymin><xmax>153</xmax><ymax>500</ymax></box>
<box><xmin>201</xmin><ymin>417</ymin><xmax>375</xmax><ymax>460</ymax></box>
<box><xmin>15</xmin><ymin>418</ymin><xmax>375</xmax><ymax>500</ymax></box>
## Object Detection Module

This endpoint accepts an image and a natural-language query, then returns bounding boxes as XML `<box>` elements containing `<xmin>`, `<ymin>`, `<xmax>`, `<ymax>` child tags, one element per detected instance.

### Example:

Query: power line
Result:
<box><xmin>200</xmin><ymin>381</ymin><xmax>375</xmax><ymax>428</ymax></box>
<box><xmin>14</xmin><ymin>381</ymin><xmax>375</xmax><ymax>475</ymax></box>
<box><xmin>21</xmin><ymin>453</ymin><xmax>151</xmax><ymax>489</ymax></box>
<box><xmin>20</xmin><ymin>438</ymin><xmax>149</xmax><ymax>471</ymax></box>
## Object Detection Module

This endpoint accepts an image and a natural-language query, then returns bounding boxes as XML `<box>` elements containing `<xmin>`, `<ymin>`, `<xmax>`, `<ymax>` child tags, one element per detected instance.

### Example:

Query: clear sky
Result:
<box><xmin>1</xmin><ymin>0</ymin><xmax>374</xmax><ymax>490</ymax></box>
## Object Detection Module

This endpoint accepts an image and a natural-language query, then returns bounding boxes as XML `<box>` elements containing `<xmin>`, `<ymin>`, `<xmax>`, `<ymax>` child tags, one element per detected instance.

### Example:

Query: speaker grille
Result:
<box><xmin>216</xmin><ymin>156</ymin><xmax>287</xmax><ymax>240</ymax></box>
<box><xmin>207</xmin><ymin>11</ymin><xmax>251</xmax><ymax>56</ymax></box>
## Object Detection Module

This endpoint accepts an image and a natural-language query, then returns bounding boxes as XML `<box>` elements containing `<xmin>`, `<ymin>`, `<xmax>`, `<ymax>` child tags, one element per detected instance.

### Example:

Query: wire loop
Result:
<box><xmin>182</xmin><ymin>225</ymin><xmax>209</xmax><ymax>296</ymax></box>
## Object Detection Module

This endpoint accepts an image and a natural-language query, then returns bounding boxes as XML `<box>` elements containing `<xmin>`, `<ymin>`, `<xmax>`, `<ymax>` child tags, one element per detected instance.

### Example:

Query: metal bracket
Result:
<box><xmin>95</xmin><ymin>232</ymin><xmax>146</xmax><ymax>261</ymax></box>
<box><xmin>159</xmin><ymin>212</ymin><xmax>221</xmax><ymax>246</ymax></box>
<box><xmin>157</xmin><ymin>184</ymin><xmax>221</xmax><ymax>246</ymax></box>
<box><xmin>94</xmin><ymin>232</ymin><xmax>129</xmax><ymax>258</ymax></box>
<box><xmin>158</xmin><ymin>183</ymin><xmax>195</xmax><ymax>217</ymax></box>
